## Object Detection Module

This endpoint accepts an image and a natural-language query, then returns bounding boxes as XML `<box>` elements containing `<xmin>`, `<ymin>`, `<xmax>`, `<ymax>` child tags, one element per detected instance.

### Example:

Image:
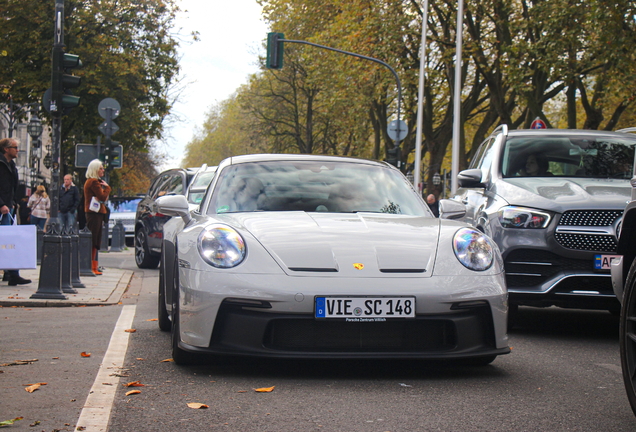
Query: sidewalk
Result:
<box><xmin>0</xmin><ymin>264</ymin><xmax>133</xmax><ymax>308</ymax></box>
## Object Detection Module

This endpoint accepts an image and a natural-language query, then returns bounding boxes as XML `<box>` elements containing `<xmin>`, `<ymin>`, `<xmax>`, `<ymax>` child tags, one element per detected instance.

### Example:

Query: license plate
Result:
<box><xmin>594</xmin><ymin>254</ymin><xmax>620</xmax><ymax>270</ymax></box>
<box><xmin>315</xmin><ymin>297</ymin><xmax>415</xmax><ymax>319</ymax></box>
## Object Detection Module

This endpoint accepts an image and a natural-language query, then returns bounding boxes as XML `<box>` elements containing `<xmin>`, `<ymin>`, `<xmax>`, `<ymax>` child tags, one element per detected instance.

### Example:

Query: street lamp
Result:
<box><xmin>27</xmin><ymin>114</ymin><xmax>44</xmax><ymax>189</ymax></box>
<box><xmin>43</xmin><ymin>144</ymin><xmax>52</xmax><ymax>169</ymax></box>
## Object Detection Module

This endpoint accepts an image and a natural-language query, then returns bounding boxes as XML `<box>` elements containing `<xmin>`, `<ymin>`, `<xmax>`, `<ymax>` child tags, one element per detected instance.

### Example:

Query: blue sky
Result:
<box><xmin>160</xmin><ymin>0</ymin><xmax>268</xmax><ymax>169</ymax></box>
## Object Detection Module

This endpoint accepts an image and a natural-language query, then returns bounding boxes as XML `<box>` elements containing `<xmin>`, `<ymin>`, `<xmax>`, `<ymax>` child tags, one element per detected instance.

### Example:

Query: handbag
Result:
<box><xmin>0</xmin><ymin>213</ymin><xmax>37</xmax><ymax>269</ymax></box>
<box><xmin>89</xmin><ymin>196</ymin><xmax>101</xmax><ymax>213</ymax></box>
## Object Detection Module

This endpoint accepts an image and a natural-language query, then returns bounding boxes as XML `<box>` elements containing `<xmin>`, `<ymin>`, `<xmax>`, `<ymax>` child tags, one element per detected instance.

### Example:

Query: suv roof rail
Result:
<box><xmin>617</xmin><ymin>127</ymin><xmax>636</xmax><ymax>134</ymax></box>
<box><xmin>491</xmin><ymin>124</ymin><xmax>509</xmax><ymax>137</ymax></box>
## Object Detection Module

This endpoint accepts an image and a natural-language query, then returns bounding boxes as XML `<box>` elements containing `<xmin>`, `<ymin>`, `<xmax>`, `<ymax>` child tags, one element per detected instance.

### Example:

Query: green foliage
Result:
<box><xmin>0</xmin><ymin>0</ymin><xmax>182</xmax><ymax>174</ymax></box>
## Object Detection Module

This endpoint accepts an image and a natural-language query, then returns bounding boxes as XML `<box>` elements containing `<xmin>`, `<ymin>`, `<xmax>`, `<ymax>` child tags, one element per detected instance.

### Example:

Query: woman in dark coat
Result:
<box><xmin>84</xmin><ymin>159</ymin><xmax>111</xmax><ymax>275</ymax></box>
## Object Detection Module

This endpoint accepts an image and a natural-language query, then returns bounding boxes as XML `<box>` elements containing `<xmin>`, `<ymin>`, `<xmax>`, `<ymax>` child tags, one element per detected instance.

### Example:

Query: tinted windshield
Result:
<box><xmin>207</xmin><ymin>161</ymin><xmax>429</xmax><ymax>216</ymax></box>
<box><xmin>501</xmin><ymin>135</ymin><xmax>636</xmax><ymax>179</ymax></box>
<box><xmin>108</xmin><ymin>198</ymin><xmax>141</xmax><ymax>213</ymax></box>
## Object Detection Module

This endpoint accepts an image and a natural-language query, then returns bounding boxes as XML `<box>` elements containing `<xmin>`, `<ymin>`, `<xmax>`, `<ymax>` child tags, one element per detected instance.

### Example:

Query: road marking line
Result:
<box><xmin>75</xmin><ymin>305</ymin><xmax>136</xmax><ymax>432</ymax></box>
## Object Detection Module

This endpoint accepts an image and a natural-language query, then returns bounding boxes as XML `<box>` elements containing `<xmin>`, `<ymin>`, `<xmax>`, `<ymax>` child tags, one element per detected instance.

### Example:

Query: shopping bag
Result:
<box><xmin>0</xmin><ymin>214</ymin><xmax>37</xmax><ymax>269</ymax></box>
<box><xmin>89</xmin><ymin>196</ymin><xmax>101</xmax><ymax>212</ymax></box>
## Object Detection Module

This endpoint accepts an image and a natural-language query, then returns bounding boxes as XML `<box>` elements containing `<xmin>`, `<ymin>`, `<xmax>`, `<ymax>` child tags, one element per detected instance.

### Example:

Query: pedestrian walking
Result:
<box><xmin>28</xmin><ymin>185</ymin><xmax>50</xmax><ymax>231</ymax></box>
<box><xmin>426</xmin><ymin>193</ymin><xmax>439</xmax><ymax>218</ymax></box>
<box><xmin>59</xmin><ymin>174</ymin><xmax>80</xmax><ymax>232</ymax></box>
<box><xmin>0</xmin><ymin>138</ymin><xmax>32</xmax><ymax>286</ymax></box>
<box><xmin>84</xmin><ymin>159</ymin><xmax>111</xmax><ymax>276</ymax></box>
<box><xmin>18</xmin><ymin>196</ymin><xmax>31</xmax><ymax>225</ymax></box>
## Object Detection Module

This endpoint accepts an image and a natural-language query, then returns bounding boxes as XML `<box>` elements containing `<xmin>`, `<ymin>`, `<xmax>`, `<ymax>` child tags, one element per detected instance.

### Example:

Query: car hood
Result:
<box><xmin>216</xmin><ymin>212</ymin><xmax>439</xmax><ymax>277</ymax></box>
<box><xmin>498</xmin><ymin>177</ymin><xmax>631</xmax><ymax>213</ymax></box>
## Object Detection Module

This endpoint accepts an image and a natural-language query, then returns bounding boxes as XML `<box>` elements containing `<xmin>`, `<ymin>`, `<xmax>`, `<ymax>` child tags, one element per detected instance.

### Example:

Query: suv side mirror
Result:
<box><xmin>438</xmin><ymin>199</ymin><xmax>466</xmax><ymax>220</ymax></box>
<box><xmin>457</xmin><ymin>169</ymin><xmax>485</xmax><ymax>188</ymax></box>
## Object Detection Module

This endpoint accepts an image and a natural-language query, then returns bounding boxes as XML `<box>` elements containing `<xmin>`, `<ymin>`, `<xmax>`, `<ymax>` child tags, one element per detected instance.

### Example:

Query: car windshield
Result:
<box><xmin>207</xmin><ymin>160</ymin><xmax>429</xmax><ymax>216</ymax></box>
<box><xmin>107</xmin><ymin>198</ymin><xmax>141</xmax><ymax>213</ymax></box>
<box><xmin>501</xmin><ymin>135</ymin><xmax>636</xmax><ymax>179</ymax></box>
<box><xmin>187</xmin><ymin>170</ymin><xmax>217</xmax><ymax>205</ymax></box>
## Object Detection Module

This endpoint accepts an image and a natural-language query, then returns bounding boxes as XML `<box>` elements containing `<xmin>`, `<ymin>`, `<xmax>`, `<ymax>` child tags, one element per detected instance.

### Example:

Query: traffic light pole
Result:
<box><xmin>31</xmin><ymin>0</ymin><xmax>70</xmax><ymax>300</ymax></box>
<box><xmin>277</xmin><ymin>38</ymin><xmax>402</xmax><ymax>144</ymax></box>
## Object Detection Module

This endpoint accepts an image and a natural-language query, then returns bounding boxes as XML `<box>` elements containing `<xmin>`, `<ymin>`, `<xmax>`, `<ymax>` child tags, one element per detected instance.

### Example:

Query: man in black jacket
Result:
<box><xmin>59</xmin><ymin>174</ymin><xmax>80</xmax><ymax>232</ymax></box>
<box><xmin>0</xmin><ymin>138</ymin><xmax>32</xmax><ymax>286</ymax></box>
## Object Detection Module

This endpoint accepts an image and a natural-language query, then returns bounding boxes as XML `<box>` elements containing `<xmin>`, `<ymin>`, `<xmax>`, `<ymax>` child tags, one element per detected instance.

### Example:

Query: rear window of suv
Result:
<box><xmin>501</xmin><ymin>135</ymin><xmax>636</xmax><ymax>179</ymax></box>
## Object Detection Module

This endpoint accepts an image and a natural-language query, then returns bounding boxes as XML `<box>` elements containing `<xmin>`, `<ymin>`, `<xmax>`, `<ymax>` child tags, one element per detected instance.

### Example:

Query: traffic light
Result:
<box><xmin>103</xmin><ymin>140</ymin><xmax>122</xmax><ymax>170</ymax></box>
<box><xmin>386</xmin><ymin>146</ymin><xmax>400</xmax><ymax>168</ymax></box>
<box><xmin>59</xmin><ymin>52</ymin><xmax>82</xmax><ymax>109</ymax></box>
<box><xmin>266</xmin><ymin>32</ymin><xmax>284</xmax><ymax>69</ymax></box>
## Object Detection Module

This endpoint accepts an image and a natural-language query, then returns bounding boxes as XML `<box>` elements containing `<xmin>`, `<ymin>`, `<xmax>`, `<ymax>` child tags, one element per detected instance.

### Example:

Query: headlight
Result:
<box><xmin>198</xmin><ymin>224</ymin><xmax>246</xmax><ymax>268</ymax></box>
<box><xmin>498</xmin><ymin>206</ymin><xmax>550</xmax><ymax>228</ymax></box>
<box><xmin>453</xmin><ymin>228</ymin><xmax>495</xmax><ymax>271</ymax></box>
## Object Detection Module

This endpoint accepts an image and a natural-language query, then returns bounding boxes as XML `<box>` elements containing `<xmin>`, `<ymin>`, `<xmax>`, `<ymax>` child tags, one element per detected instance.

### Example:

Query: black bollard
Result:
<box><xmin>101</xmin><ymin>221</ymin><xmax>109</xmax><ymax>253</ymax></box>
<box><xmin>79</xmin><ymin>227</ymin><xmax>94</xmax><ymax>277</ymax></box>
<box><xmin>36</xmin><ymin>226</ymin><xmax>44</xmax><ymax>265</ymax></box>
<box><xmin>31</xmin><ymin>225</ymin><xmax>67</xmax><ymax>300</ymax></box>
<box><xmin>60</xmin><ymin>227</ymin><xmax>78</xmax><ymax>294</ymax></box>
<box><xmin>110</xmin><ymin>220</ymin><xmax>124</xmax><ymax>252</ymax></box>
<box><xmin>71</xmin><ymin>225</ymin><xmax>85</xmax><ymax>288</ymax></box>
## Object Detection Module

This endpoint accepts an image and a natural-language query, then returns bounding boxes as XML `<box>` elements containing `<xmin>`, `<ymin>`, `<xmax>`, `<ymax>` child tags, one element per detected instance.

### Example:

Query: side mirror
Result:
<box><xmin>439</xmin><ymin>199</ymin><xmax>466</xmax><ymax>220</ymax></box>
<box><xmin>457</xmin><ymin>169</ymin><xmax>485</xmax><ymax>188</ymax></box>
<box><xmin>156</xmin><ymin>195</ymin><xmax>191</xmax><ymax>224</ymax></box>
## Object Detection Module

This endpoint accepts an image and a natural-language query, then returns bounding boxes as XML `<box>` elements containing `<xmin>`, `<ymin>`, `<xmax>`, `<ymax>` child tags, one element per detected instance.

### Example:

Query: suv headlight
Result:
<box><xmin>453</xmin><ymin>228</ymin><xmax>495</xmax><ymax>271</ymax></box>
<box><xmin>198</xmin><ymin>224</ymin><xmax>246</xmax><ymax>268</ymax></box>
<box><xmin>498</xmin><ymin>206</ymin><xmax>551</xmax><ymax>228</ymax></box>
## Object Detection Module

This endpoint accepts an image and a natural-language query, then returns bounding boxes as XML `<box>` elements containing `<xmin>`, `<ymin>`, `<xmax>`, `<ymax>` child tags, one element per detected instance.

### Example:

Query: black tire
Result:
<box><xmin>171</xmin><ymin>259</ymin><xmax>197</xmax><ymax>365</ymax></box>
<box><xmin>157</xmin><ymin>252</ymin><xmax>171</xmax><ymax>332</ymax></box>
<box><xmin>507</xmin><ymin>303</ymin><xmax>519</xmax><ymax>331</ymax></box>
<box><xmin>135</xmin><ymin>230</ymin><xmax>159</xmax><ymax>269</ymax></box>
<box><xmin>620</xmin><ymin>258</ymin><xmax>636</xmax><ymax>416</ymax></box>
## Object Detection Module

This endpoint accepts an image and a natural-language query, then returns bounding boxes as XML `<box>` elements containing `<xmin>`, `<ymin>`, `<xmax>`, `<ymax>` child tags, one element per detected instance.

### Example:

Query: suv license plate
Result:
<box><xmin>594</xmin><ymin>254</ymin><xmax>620</xmax><ymax>270</ymax></box>
<box><xmin>315</xmin><ymin>297</ymin><xmax>415</xmax><ymax>319</ymax></box>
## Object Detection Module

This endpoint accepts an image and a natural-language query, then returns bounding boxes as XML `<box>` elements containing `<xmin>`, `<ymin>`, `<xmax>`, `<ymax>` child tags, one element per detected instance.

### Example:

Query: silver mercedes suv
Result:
<box><xmin>445</xmin><ymin>126</ymin><xmax>636</xmax><ymax>315</ymax></box>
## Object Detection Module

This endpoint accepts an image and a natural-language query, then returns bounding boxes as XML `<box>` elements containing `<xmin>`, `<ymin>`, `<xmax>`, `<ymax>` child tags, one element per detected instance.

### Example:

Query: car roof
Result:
<box><xmin>221</xmin><ymin>153</ymin><xmax>392</xmax><ymax>168</ymax></box>
<box><xmin>501</xmin><ymin>128</ymin><xmax>636</xmax><ymax>141</ymax></box>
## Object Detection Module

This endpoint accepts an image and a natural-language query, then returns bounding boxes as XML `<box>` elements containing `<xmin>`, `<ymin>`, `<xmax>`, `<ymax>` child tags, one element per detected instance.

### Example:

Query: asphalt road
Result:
<box><xmin>2</xmin><ymin>252</ymin><xmax>636</xmax><ymax>431</ymax></box>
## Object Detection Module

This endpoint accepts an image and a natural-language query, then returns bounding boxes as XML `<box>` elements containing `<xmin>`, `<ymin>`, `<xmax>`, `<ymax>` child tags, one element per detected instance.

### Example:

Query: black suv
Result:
<box><xmin>134</xmin><ymin>167</ymin><xmax>199</xmax><ymax>268</ymax></box>
<box><xmin>446</xmin><ymin>126</ymin><xmax>636</xmax><ymax>315</ymax></box>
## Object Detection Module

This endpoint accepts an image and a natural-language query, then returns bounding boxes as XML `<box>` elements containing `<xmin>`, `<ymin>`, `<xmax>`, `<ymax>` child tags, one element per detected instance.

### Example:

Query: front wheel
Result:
<box><xmin>157</xmin><ymin>252</ymin><xmax>171</xmax><ymax>332</ymax></box>
<box><xmin>135</xmin><ymin>230</ymin><xmax>159</xmax><ymax>269</ymax></box>
<box><xmin>620</xmin><ymin>258</ymin><xmax>636</xmax><ymax>416</ymax></box>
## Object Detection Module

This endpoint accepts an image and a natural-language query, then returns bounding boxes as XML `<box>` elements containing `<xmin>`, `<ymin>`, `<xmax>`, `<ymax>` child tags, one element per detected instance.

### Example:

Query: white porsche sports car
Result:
<box><xmin>156</xmin><ymin>154</ymin><xmax>510</xmax><ymax>365</ymax></box>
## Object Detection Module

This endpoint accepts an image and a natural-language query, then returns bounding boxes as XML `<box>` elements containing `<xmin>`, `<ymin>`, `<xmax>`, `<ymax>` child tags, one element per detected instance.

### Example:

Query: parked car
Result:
<box><xmin>134</xmin><ymin>167</ymin><xmax>200</xmax><ymax>268</ymax></box>
<box><xmin>107</xmin><ymin>197</ymin><xmax>142</xmax><ymax>246</ymax></box>
<box><xmin>609</xmin><ymin>128</ymin><xmax>636</xmax><ymax>417</ymax></box>
<box><xmin>155</xmin><ymin>154</ymin><xmax>510</xmax><ymax>365</ymax></box>
<box><xmin>185</xmin><ymin>164</ymin><xmax>217</xmax><ymax>210</ymax></box>
<box><xmin>444</xmin><ymin>126</ymin><xmax>636</xmax><ymax>317</ymax></box>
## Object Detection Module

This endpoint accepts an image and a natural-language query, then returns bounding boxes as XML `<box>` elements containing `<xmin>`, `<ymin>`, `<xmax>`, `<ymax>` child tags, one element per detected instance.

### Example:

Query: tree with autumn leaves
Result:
<box><xmin>186</xmin><ymin>0</ymin><xmax>636</xmax><ymax>194</ymax></box>
<box><xmin>0</xmin><ymin>0</ymin><xmax>184</xmax><ymax>195</ymax></box>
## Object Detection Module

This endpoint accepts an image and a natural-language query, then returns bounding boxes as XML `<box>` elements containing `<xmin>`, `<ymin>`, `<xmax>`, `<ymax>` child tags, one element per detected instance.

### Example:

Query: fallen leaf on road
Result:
<box><xmin>254</xmin><ymin>386</ymin><xmax>275</xmax><ymax>393</ymax></box>
<box><xmin>125</xmin><ymin>390</ymin><xmax>141</xmax><ymax>396</ymax></box>
<box><xmin>29</xmin><ymin>420</ymin><xmax>40</xmax><ymax>426</ymax></box>
<box><xmin>136</xmin><ymin>358</ymin><xmax>144</xmax><ymax>361</ymax></box>
<box><xmin>161</xmin><ymin>359</ymin><xmax>174</xmax><ymax>363</ymax></box>
<box><xmin>237</xmin><ymin>390</ymin><xmax>247</xmax><ymax>393</ymax></box>
<box><xmin>0</xmin><ymin>417</ymin><xmax>23</xmax><ymax>427</ymax></box>
<box><xmin>25</xmin><ymin>383</ymin><xmax>47</xmax><ymax>393</ymax></box>
<box><xmin>124</xmin><ymin>381</ymin><xmax>144</xmax><ymax>387</ymax></box>
<box><xmin>125</xmin><ymin>329</ymin><xmax>136</xmax><ymax>333</ymax></box>
<box><xmin>81</xmin><ymin>352</ymin><xmax>91</xmax><ymax>358</ymax></box>
<box><xmin>187</xmin><ymin>403</ymin><xmax>209</xmax><ymax>409</ymax></box>
<box><xmin>146</xmin><ymin>318</ymin><xmax>158</xmax><ymax>322</ymax></box>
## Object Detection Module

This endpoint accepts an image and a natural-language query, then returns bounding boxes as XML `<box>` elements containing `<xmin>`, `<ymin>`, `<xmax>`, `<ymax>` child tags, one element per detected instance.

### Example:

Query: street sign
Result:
<box><xmin>387</xmin><ymin>119</ymin><xmax>408</xmax><ymax>142</ymax></box>
<box><xmin>98</xmin><ymin>98</ymin><xmax>120</xmax><ymax>119</ymax></box>
<box><xmin>75</xmin><ymin>143</ymin><xmax>123</xmax><ymax>169</ymax></box>
<box><xmin>531</xmin><ymin>117</ymin><xmax>547</xmax><ymax>129</ymax></box>
<box><xmin>98</xmin><ymin>120</ymin><xmax>119</xmax><ymax>136</ymax></box>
